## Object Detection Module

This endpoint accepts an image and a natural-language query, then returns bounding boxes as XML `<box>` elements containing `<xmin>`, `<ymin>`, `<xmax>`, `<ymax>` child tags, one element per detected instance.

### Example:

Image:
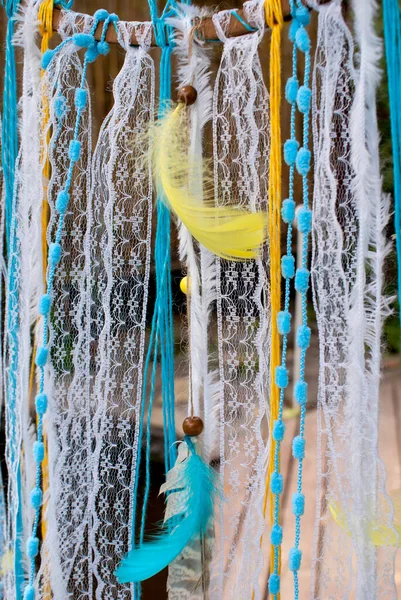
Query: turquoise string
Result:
<box><xmin>230</xmin><ymin>9</ymin><xmax>258</xmax><ymax>32</ymax></box>
<box><xmin>383</xmin><ymin>0</ymin><xmax>401</xmax><ymax>333</ymax></box>
<box><xmin>1</xmin><ymin>0</ymin><xmax>19</xmax><ymax>252</ymax></box>
<box><xmin>2</xmin><ymin>2</ymin><xmax>24</xmax><ymax>594</ymax></box>
<box><xmin>131</xmin><ymin>2</ymin><xmax>190</xmax><ymax>595</ymax></box>
<box><xmin>292</xmin><ymin>2</ymin><xmax>311</xmax><ymax>598</ymax></box>
<box><xmin>270</xmin><ymin>17</ymin><xmax>299</xmax><ymax>600</ymax></box>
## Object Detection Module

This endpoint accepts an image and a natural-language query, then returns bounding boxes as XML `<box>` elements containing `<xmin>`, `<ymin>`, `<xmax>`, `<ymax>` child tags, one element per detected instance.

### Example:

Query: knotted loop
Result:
<box><xmin>265</xmin><ymin>0</ymin><xmax>284</xmax><ymax>29</ymax></box>
<box><xmin>39</xmin><ymin>0</ymin><xmax>53</xmax><ymax>37</ymax></box>
<box><xmin>39</xmin><ymin>0</ymin><xmax>54</xmax><ymax>54</ymax></box>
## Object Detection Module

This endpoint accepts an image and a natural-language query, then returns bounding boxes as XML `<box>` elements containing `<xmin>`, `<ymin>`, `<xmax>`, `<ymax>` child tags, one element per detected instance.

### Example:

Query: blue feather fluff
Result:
<box><xmin>115</xmin><ymin>437</ymin><xmax>219</xmax><ymax>583</ymax></box>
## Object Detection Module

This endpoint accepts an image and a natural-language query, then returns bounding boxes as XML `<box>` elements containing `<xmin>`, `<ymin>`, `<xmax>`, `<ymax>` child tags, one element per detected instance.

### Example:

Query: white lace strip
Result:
<box><xmin>210</xmin><ymin>3</ymin><xmax>270</xmax><ymax>597</ymax></box>
<box><xmin>311</xmin><ymin>1</ymin><xmax>398</xmax><ymax>597</ymax></box>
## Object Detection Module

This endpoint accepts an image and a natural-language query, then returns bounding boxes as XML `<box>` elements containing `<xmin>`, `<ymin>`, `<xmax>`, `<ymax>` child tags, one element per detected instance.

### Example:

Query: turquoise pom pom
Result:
<box><xmin>277</xmin><ymin>310</ymin><xmax>291</xmax><ymax>335</ymax></box>
<box><xmin>275</xmin><ymin>366</ymin><xmax>289</xmax><ymax>389</ymax></box>
<box><xmin>294</xmin><ymin>381</ymin><xmax>308</xmax><ymax>405</ymax></box>
<box><xmin>72</xmin><ymin>33</ymin><xmax>95</xmax><ymax>48</ymax></box>
<box><xmin>295</xmin><ymin>6</ymin><xmax>311</xmax><ymax>26</ymax></box>
<box><xmin>74</xmin><ymin>88</ymin><xmax>87</xmax><ymax>110</ymax></box>
<box><xmin>297</xmin><ymin>325</ymin><xmax>311</xmax><ymax>349</ymax></box>
<box><xmin>49</xmin><ymin>242</ymin><xmax>62</xmax><ymax>265</ymax></box>
<box><xmin>296</xmin><ymin>147</ymin><xmax>311</xmax><ymax>176</ymax></box>
<box><xmin>98</xmin><ymin>41</ymin><xmax>110</xmax><ymax>55</ymax></box>
<box><xmin>295</xmin><ymin>268</ymin><xmax>310</xmax><ymax>292</ymax></box>
<box><xmin>30</xmin><ymin>487</ymin><xmax>43</xmax><ymax>509</ymax></box>
<box><xmin>282</xmin><ymin>198</ymin><xmax>296</xmax><ymax>223</ymax></box>
<box><xmin>269</xmin><ymin>574</ymin><xmax>280</xmax><ymax>594</ymax></box>
<box><xmin>109</xmin><ymin>13</ymin><xmax>119</xmax><ymax>22</ymax></box>
<box><xmin>54</xmin><ymin>95</ymin><xmax>67</xmax><ymax>119</ymax></box>
<box><xmin>271</xmin><ymin>471</ymin><xmax>283</xmax><ymax>494</ymax></box>
<box><xmin>289</xmin><ymin>547</ymin><xmax>302</xmax><ymax>571</ymax></box>
<box><xmin>35</xmin><ymin>346</ymin><xmax>48</xmax><ymax>367</ymax></box>
<box><xmin>285</xmin><ymin>77</ymin><xmax>299</xmax><ymax>104</ymax></box>
<box><xmin>271</xmin><ymin>524</ymin><xmax>283</xmax><ymax>546</ymax></box>
<box><xmin>295</xmin><ymin>27</ymin><xmax>311</xmax><ymax>53</ymax></box>
<box><xmin>297</xmin><ymin>207</ymin><xmax>312</xmax><ymax>233</ymax></box>
<box><xmin>69</xmin><ymin>139</ymin><xmax>81</xmax><ymax>162</ymax></box>
<box><xmin>85</xmin><ymin>45</ymin><xmax>99</xmax><ymax>63</ymax></box>
<box><xmin>33</xmin><ymin>441</ymin><xmax>45</xmax><ymax>463</ymax></box>
<box><xmin>297</xmin><ymin>85</ymin><xmax>311</xmax><ymax>113</ymax></box>
<box><xmin>292</xmin><ymin>435</ymin><xmax>305</xmax><ymax>460</ymax></box>
<box><xmin>39</xmin><ymin>294</ymin><xmax>51</xmax><ymax>315</ymax></box>
<box><xmin>35</xmin><ymin>393</ymin><xmax>48</xmax><ymax>415</ymax></box>
<box><xmin>289</xmin><ymin>18</ymin><xmax>300</xmax><ymax>42</ymax></box>
<box><xmin>23</xmin><ymin>585</ymin><xmax>35</xmax><ymax>600</ymax></box>
<box><xmin>94</xmin><ymin>8</ymin><xmax>109</xmax><ymax>20</ymax></box>
<box><xmin>273</xmin><ymin>420</ymin><xmax>285</xmax><ymax>441</ymax></box>
<box><xmin>282</xmin><ymin>255</ymin><xmax>295</xmax><ymax>279</ymax></box>
<box><xmin>292</xmin><ymin>492</ymin><xmax>305</xmax><ymax>516</ymax></box>
<box><xmin>41</xmin><ymin>49</ymin><xmax>54</xmax><ymax>70</ymax></box>
<box><xmin>26</xmin><ymin>536</ymin><xmax>39</xmax><ymax>558</ymax></box>
<box><xmin>284</xmin><ymin>139</ymin><xmax>299</xmax><ymax>166</ymax></box>
<box><xmin>56</xmin><ymin>190</ymin><xmax>70</xmax><ymax>213</ymax></box>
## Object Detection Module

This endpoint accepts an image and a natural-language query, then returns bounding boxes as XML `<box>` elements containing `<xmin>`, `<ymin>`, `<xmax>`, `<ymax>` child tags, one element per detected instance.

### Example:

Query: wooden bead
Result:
<box><xmin>177</xmin><ymin>85</ymin><xmax>198</xmax><ymax>106</ymax></box>
<box><xmin>182</xmin><ymin>416</ymin><xmax>204</xmax><ymax>437</ymax></box>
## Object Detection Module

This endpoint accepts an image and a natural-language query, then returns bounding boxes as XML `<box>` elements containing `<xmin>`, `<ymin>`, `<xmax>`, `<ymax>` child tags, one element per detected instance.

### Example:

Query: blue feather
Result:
<box><xmin>115</xmin><ymin>437</ymin><xmax>219</xmax><ymax>583</ymax></box>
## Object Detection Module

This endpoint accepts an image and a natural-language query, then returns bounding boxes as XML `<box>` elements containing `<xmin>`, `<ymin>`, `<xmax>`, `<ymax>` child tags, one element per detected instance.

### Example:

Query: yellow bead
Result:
<box><xmin>180</xmin><ymin>276</ymin><xmax>190</xmax><ymax>295</ymax></box>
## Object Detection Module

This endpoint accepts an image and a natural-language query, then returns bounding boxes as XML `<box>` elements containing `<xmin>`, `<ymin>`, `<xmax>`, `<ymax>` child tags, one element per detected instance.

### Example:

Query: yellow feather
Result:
<box><xmin>329</xmin><ymin>488</ymin><xmax>401</xmax><ymax>547</ymax></box>
<box><xmin>153</xmin><ymin>104</ymin><xmax>267</xmax><ymax>261</ymax></box>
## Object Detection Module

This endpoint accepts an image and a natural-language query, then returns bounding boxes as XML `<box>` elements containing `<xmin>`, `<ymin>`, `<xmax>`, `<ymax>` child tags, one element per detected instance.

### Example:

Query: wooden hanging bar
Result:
<box><xmin>52</xmin><ymin>1</ymin><xmax>329</xmax><ymax>47</ymax></box>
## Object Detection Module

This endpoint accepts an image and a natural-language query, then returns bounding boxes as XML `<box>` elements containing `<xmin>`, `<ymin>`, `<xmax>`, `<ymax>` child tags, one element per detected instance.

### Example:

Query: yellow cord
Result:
<box><xmin>263</xmin><ymin>0</ymin><xmax>283</xmax><ymax>591</ymax></box>
<box><xmin>38</xmin><ymin>2</ymin><xmax>53</xmax><ymax>596</ymax></box>
<box><xmin>39</xmin><ymin>0</ymin><xmax>53</xmax><ymax>277</ymax></box>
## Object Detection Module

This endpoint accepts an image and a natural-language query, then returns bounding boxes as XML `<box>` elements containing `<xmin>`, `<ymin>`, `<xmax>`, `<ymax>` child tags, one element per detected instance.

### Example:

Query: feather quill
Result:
<box><xmin>154</xmin><ymin>103</ymin><xmax>267</xmax><ymax>261</ymax></box>
<box><xmin>115</xmin><ymin>438</ymin><xmax>220</xmax><ymax>583</ymax></box>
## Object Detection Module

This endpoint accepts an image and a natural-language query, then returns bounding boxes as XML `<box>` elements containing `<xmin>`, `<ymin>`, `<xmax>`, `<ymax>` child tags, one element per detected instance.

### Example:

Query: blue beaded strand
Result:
<box><xmin>268</xmin><ymin>2</ymin><xmax>301</xmax><ymax>596</ymax></box>
<box><xmin>23</xmin><ymin>12</ymin><xmax>119</xmax><ymax>598</ymax></box>
<box><xmin>290</xmin><ymin>1</ymin><xmax>312</xmax><ymax>598</ymax></box>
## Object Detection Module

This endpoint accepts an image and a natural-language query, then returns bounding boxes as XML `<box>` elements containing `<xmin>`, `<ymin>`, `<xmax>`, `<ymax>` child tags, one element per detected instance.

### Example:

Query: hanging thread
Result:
<box><xmin>383</xmin><ymin>0</ymin><xmax>401</xmax><ymax>334</ymax></box>
<box><xmin>266</xmin><ymin>0</ymin><xmax>308</xmax><ymax>597</ymax></box>
<box><xmin>130</xmin><ymin>2</ymin><xmax>178</xmax><ymax>597</ymax></box>
<box><xmin>263</xmin><ymin>0</ymin><xmax>283</xmax><ymax>592</ymax></box>
<box><xmin>1</xmin><ymin>0</ymin><xmax>20</xmax><ymax>252</ymax></box>
<box><xmin>288</xmin><ymin>2</ymin><xmax>312</xmax><ymax>598</ymax></box>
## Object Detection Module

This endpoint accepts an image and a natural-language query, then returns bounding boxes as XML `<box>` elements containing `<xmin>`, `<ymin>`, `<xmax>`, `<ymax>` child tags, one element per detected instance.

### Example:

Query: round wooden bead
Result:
<box><xmin>177</xmin><ymin>85</ymin><xmax>198</xmax><ymax>106</ymax></box>
<box><xmin>182</xmin><ymin>416</ymin><xmax>204</xmax><ymax>437</ymax></box>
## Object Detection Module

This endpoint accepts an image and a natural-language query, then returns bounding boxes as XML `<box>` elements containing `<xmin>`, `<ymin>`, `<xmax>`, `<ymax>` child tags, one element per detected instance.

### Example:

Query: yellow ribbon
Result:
<box><xmin>263</xmin><ymin>0</ymin><xmax>283</xmax><ymax>590</ymax></box>
<box><xmin>36</xmin><ymin>2</ymin><xmax>54</xmax><ymax>596</ymax></box>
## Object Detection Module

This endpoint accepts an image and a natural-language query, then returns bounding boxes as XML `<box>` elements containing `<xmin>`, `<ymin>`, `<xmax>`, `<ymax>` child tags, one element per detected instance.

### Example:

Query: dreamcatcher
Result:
<box><xmin>0</xmin><ymin>0</ymin><xmax>399</xmax><ymax>599</ymax></box>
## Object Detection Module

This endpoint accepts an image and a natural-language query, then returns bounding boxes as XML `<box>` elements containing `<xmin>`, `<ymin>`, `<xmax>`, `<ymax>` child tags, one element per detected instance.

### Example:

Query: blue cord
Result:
<box><xmin>291</xmin><ymin>2</ymin><xmax>312</xmax><ymax>599</ymax></box>
<box><xmin>131</xmin><ymin>4</ymin><xmax>178</xmax><ymax>597</ymax></box>
<box><xmin>383</xmin><ymin>0</ymin><xmax>401</xmax><ymax>335</ymax></box>
<box><xmin>230</xmin><ymin>9</ymin><xmax>258</xmax><ymax>32</ymax></box>
<box><xmin>1</xmin><ymin>0</ymin><xmax>19</xmax><ymax>253</ymax></box>
<box><xmin>22</xmin><ymin>12</ymin><xmax>116</xmax><ymax>600</ymax></box>
<box><xmin>268</xmin><ymin>1</ymin><xmax>312</xmax><ymax>597</ymax></box>
<box><xmin>1</xmin><ymin>2</ymin><xmax>24</xmax><ymax>595</ymax></box>
<box><xmin>268</xmin><ymin>4</ymin><xmax>299</xmax><ymax>599</ymax></box>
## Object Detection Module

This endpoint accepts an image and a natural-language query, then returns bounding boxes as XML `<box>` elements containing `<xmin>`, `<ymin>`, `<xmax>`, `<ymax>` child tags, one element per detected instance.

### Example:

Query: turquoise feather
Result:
<box><xmin>115</xmin><ymin>437</ymin><xmax>219</xmax><ymax>583</ymax></box>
